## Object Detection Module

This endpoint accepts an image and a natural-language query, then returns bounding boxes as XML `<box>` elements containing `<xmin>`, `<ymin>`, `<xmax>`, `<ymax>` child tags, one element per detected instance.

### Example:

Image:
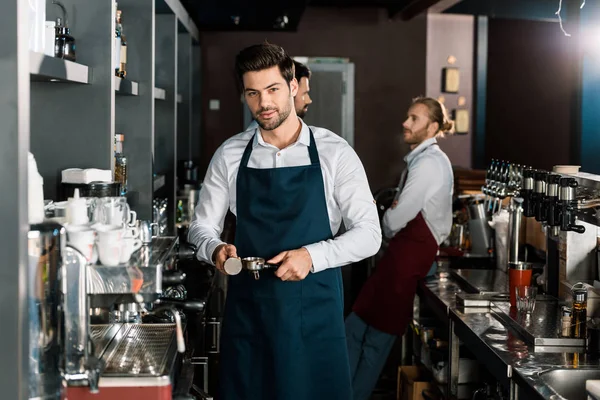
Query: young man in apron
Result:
<box><xmin>345</xmin><ymin>97</ymin><xmax>455</xmax><ymax>400</ymax></box>
<box><xmin>188</xmin><ymin>42</ymin><xmax>381</xmax><ymax>400</ymax></box>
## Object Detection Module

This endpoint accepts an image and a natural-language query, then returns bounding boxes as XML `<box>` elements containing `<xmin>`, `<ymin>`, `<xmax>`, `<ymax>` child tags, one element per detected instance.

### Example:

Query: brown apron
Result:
<box><xmin>352</xmin><ymin>212</ymin><xmax>438</xmax><ymax>335</ymax></box>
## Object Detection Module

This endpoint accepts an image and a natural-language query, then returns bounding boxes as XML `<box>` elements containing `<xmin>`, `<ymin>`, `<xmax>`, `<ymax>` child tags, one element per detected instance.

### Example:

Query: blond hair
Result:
<box><xmin>412</xmin><ymin>96</ymin><xmax>455</xmax><ymax>137</ymax></box>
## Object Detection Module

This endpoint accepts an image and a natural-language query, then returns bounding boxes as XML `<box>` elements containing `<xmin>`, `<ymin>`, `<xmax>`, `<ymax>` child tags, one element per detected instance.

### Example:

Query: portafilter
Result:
<box><xmin>224</xmin><ymin>257</ymin><xmax>279</xmax><ymax>280</ymax></box>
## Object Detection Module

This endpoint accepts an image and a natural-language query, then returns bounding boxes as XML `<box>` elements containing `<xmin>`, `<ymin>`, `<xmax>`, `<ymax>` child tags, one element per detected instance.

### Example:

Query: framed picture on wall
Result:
<box><xmin>452</xmin><ymin>109</ymin><xmax>469</xmax><ymax>134</ymax></box>
<box><xmin>441</xmin><ymin>67</ymin><xmax>460</xmax><ymax>93</ymax></box>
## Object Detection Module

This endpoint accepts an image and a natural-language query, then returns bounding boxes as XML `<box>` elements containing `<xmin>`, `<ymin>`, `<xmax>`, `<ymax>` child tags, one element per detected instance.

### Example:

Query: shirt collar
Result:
<box><xmin>404</xmin><ymin>137</ymin><xmax>437</xmax><ymax>164</ymax></box>
<box><xmin>254</xmin><ymin>118</ymin><xmax>310</xmax><ymax>149</ymax></box>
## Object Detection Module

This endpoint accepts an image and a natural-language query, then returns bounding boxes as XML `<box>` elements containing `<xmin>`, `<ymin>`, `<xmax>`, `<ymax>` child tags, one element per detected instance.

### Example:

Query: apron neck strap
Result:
<box><xmin>307</xmin><ymin>128</ymin><xmax>319</xmax><ymax>165</ymax></box>
<box><xmin>240</xmin><ymin>128</ymin><xmax>320</xmax><ymax>168</ymax></box>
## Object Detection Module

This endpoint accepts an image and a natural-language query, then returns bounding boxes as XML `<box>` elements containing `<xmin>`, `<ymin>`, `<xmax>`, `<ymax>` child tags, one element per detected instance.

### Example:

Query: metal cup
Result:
<box><xmin>137</xmin><ymin>220</ymin><xmax>158</xmax><ymax>244</ymax></box>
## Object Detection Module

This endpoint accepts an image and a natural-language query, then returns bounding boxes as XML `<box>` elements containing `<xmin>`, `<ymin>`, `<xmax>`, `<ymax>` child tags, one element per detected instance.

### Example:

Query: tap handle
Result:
<box><xmin>173</xmin><ymin>310</ymin><xmax>186</xmax><ymax>353</ymax></box>
<box><xmin>85</xmin><ymin>356</ymin><xmax>104</xmax><ymax>394</ymax></box>
<box><xmin>570</xmin><ymin>224</ymin><xmax>586</xmax><ymax>234</ymax></box>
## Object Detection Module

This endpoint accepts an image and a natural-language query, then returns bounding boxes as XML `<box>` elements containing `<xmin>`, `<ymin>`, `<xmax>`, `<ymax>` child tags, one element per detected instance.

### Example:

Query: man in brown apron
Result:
<box><xmin>346</xmin><ymin>97</ymin><xmax>455</xmax><ymax>400</ymax></box>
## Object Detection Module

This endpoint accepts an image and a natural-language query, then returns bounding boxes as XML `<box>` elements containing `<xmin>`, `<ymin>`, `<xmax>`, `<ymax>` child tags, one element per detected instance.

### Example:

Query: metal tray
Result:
<box><xmin>101</xmin><ymin>323</ymin><xmax>177</xmax><ymax>377</ymax></box>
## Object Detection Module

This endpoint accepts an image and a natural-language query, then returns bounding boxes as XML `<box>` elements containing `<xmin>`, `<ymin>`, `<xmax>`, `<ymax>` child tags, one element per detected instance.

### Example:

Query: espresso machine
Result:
<box><xmin>482</xmin><ymin>161</ymin><xmax>600</xmax><ymax>301</ymax></box>
<box><xmin>28</xmin><ymin>222</ymin><xmax>101</xmax><ymax>399</ymax></box>
<box><xmin>27</xmin><ymin>217</ymin><xmax>212</xmax><ymax>400</ymax></box>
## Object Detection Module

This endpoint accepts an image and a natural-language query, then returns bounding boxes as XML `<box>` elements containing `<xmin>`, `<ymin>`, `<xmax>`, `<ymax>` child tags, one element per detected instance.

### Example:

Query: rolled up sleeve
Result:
<box><xmin>304</xmin><ymin>145</ymin><xmax>382</xmax><ymax>272</ymax></box>
<box><xmin>187</xmin><ymin>146</ymin><xmax>229</xmax><ymax>265</ymax></box>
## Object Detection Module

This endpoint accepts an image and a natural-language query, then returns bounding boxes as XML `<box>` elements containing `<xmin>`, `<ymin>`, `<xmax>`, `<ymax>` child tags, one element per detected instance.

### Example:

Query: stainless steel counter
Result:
<box><xmin>451</xmin><ymin>268</ymin><xmax>509</xmax><ymax>294</ymax></box>
<box><xmin>419</xmin><ymin>272</ymin><xmax>600</xmax><ymax>400</ymax></box>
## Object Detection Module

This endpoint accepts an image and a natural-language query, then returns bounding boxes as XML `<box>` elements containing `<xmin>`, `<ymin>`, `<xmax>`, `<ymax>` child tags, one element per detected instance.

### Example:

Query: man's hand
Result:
<box><xmin>391</xmin><ymin>200</ymin><xmax>398</xmax><ymax>209</ymax></box>
<box><xmin>269</xmin><ymin>248</ymin><xmax>313</xmax><ymax>281</ymax></box>
<box><xmin>212</xmin><ymin>244</ymin><xmax>238</xmax><ymax>273</ymax></box>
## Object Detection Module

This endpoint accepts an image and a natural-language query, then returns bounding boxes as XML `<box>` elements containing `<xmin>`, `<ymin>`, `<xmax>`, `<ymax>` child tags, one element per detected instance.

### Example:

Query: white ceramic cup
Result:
<box><xmin>125</xmin><ymin>226</ymin><xmax>140</xmax><ymax>239</ymax></box>
<box><xmin>93</xmin><ymin>197</ymin><xmax>136</xmax><ymax>227</ymax></box>
<box><xmin>120</xmin><ymin>236</ymin><xmax>143</xmax><ymax>264</ymax></box>
<box><xmin>95</xmin><ymin>224</ymin><xmax>125</xmax><ymax>266</ymax></box>
<box><xmin>66</xmin><ymin>225</ymin><xmax>96</xmax><ymax>263</ymax></box>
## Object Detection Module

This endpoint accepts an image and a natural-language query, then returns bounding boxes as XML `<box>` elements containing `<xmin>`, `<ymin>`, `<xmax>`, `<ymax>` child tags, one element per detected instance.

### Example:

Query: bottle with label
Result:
<box><xmin>118</xmin><ymin>10</ymin><xmax>127</xmax><ymax>78</ymax></box>
<box><xmin>114</xmin><ymin>134</ymin><xmax>127</xmax><ymax>196</ymax></box>
<box><xmin>114</xmin><ymin>6</ymin><xmax>122</xmax><ymax>77</ymax></box>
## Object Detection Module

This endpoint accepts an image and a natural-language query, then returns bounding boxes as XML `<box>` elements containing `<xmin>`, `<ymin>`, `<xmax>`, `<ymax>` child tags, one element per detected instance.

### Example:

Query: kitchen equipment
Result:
<box><xmin>545</xmin><ymin>174</ymin><xmax>561</xmax><ymax>237</ymax></box>
<box><xmin>559</xmin><ymin>177</ymin><xmax>585</xmax><ymax>233</ymax></box>
<box><xmin>153</xmin><ymin>198</ymin><xmax>168</xmax><ymax>235</ymax></box>
<box><xmin>28</xmin><ymin>222</ymin><xmax>102</xmax><ymax>398</ymax></box>
<box><xmin>27</xmin><ymin>222</ymin><xmax>65</xmax><ymax>400</ymax></box>
<box><xmin>507</xmin><ymin>197</ymin><xmax>524</xmax><ymax>264</ymax></box>
<box><xmin>456</xmin><ymin>292</ymin><xmax>510</xmax><ymax>308</ymax></box>
<box><xmin>466</xmin><ymin>197</ymin><xmax>492</xmax><ymax>256</ymax></box>
<box><xmin>60</xmin><ymin>181</ymin><xmax>122</xmax><ymax>200</ymax></box>
<box><xmin>138</xmin><ymin>220</ymin><xmax>158</xmax><ymax>244</ymax></box>
<box><xmin>224</xmin><ymin>257</ymin><xmax>279</xmax><ymax>279</ymax></box>
<box><xmin>52</xmin><ymin>0</ymin><xmax>76</xmax><ymax>61</ymax></box>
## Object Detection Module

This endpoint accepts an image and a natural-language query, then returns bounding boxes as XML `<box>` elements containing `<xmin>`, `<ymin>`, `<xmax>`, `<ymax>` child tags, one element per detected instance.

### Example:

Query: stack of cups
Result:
<box><xmin>66</xmin><ymin>196</ymin><xmax>141</xmax><ymax>266</ymax></box>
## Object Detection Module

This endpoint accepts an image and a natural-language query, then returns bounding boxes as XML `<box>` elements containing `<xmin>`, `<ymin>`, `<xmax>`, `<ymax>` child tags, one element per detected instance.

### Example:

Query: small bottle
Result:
<box><xmin>118</xmin><ymin>10</ymin><xmax>127</xmax><ymax>78</ymax></box>
<box><xmin>53</xmin><ymin>1</ymin><xmax>76</xmax><ymax>62</ymax></box>
<box><xmin>114</xmin><ymin>8</ymin><xmax>122</xmax><ymax>77</ymax></box>
<box><xmin>561</xmin><ymin>306</ymin><xmax>572</xmax><ymax>337</ymax></box>
<box><xmin>571</xmin><ymin>289</ymin><xmax>588</xmax><ymax>339</ymax></box>
<box><xmin>114</xmin><ymin>134</ymin><xmax>127</xmax><ymax>196</ymax></box>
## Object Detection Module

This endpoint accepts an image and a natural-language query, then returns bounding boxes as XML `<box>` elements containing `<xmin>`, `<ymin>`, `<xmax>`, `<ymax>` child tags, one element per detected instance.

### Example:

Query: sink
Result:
<box><xmin>540</xmin><ymin>368</ymin><xmax>600</xmax><ymax>399</ymax></box>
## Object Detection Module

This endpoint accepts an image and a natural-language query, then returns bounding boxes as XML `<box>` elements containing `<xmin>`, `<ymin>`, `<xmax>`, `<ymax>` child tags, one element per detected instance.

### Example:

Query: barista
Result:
<box><xmin>346</xmin><ymin>97</ymin><xmax>454</xmax><ymax>400</ymax></box>
<box><xmin>188</xmin><ymin>42</ymin><xmax>380</xmax><ymax>400</ymax></box>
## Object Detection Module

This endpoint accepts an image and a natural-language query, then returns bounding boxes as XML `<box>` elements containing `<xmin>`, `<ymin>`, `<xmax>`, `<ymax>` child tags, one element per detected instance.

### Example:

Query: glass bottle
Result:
<box><xmin>114</xmin><ymin>8</ymin><xmax>122</xmax><ymax>77</ymax></box>
<box><xmin>571</xmin><ymin>289</ymin><xmax>587</xmax><ymax>339</ymax></box>
<box><xmin>114</xmin><ymin>134</ymin><xmax>127</xmax><ymax>196</ymax></box>
<box><xmin>118</xmin><ymin>10</ymin><xmax>127</xmax><ymax>78</ymax></box>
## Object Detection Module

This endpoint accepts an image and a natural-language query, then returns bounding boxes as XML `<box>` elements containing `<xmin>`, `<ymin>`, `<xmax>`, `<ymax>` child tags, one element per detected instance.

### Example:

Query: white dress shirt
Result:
<box><xmin>188</xmin><ymin>118</ymin><xmax>382</xmax><ymax>273</ymax></box>
<box><xmin>382</xmin><ymin>137</ymin><xmax>453</xmax><ymax>244</ymax></box>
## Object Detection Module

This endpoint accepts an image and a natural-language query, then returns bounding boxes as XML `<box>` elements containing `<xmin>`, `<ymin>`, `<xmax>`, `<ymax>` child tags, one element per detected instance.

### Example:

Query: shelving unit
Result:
<box><xmin>154</xmin><ymin>87</ymin><xmax>167</xmax><ymax>100</ymax></box>
<box><xmin>114</xmin><ymin>76</ymin><xmax>139</xmax><ymax>95</ymax></box>
<box><xmin>0</xmin><ymin>0</ymin><xmax>201</xmax><ymax>391</ymax></box>
<box><xmin>29</xmin><ymin>51</ymin><xmax>90</xmax><ymax>83</ymax></box>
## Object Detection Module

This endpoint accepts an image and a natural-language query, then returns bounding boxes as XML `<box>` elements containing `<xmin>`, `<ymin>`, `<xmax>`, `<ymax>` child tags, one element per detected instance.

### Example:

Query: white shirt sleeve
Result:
<box><xmin>304</xmin><ymin>145</ymin><xmax>382</xmax><ymax>273</ymax></box>
<box><xmin>382</xmin><ymin>158</ymin><xmax>441</xmax><ymax>239</ymax></box>
<box><xmin>187</xmin><ymin>146</ymin><xmax>229</xmax><ymax>265</ymax></box>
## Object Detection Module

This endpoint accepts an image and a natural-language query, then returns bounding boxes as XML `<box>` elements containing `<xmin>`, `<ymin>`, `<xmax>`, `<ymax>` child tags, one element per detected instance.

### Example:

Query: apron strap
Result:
<box><xmin>307</xmin><ymin>128</ymin><xmax>320</xmax><ymax>166</ymax></box>
<box><xmin>240</xmin><ymin>128</ymin><xmax>321</xmax><ymax>168</ymax></box>
<box><xmin>240</xmin><ymin>132</ymin><xmax>256</xmax><ymax>168</ymax></box>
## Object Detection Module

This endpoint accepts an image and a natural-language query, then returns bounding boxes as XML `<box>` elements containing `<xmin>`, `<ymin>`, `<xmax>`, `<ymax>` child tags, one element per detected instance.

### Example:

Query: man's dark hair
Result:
<box><xmin>294</xmin><ymin>60</ymin><xmax>311</xmax><ymax>82</ymax></box>
<box><xmin>235</xmin><ymin>42</ymin><xmax>294</xmax><ymax>91</ymax></box>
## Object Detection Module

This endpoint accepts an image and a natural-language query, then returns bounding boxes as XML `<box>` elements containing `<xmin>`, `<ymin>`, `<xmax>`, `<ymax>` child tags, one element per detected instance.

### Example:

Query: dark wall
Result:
<box><xmin>485</xmin><ymin>18</ymin><xmax>576</xmax><ymax>170</ymax></box>
<box><xmin>199</xmin><ymin>7</ymin><xmax>427</xmax><ymax>192</ymax></box>
<box><xmin>426</xmin><ymin>14</ymin><xmax>474</xmax><ymax>169</ymax></box>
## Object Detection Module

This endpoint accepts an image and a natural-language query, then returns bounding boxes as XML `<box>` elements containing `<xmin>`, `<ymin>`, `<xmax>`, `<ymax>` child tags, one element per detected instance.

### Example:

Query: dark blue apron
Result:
<box><xmin>218</xmin><ymin>129</ymin><xmax>352</xmax><ymax>400</ymax></box>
